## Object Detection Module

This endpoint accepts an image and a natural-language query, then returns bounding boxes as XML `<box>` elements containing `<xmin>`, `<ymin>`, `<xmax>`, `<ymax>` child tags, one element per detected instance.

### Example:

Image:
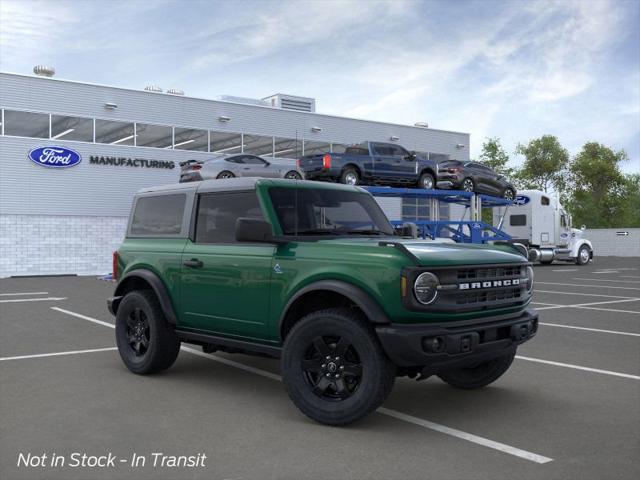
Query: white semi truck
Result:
<box><xmin>493</xmin><ymin>190</ymin><xmax>593</xmax><ymax>265</ymax></box>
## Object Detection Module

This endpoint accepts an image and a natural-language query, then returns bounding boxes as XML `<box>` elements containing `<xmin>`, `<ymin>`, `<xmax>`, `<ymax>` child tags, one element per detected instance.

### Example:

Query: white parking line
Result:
<box><xmin>539</xmin><ymin>322</ymin><xmax>640</xmax><ymax>337</ymax></box>
<box><xmin>536</xmin><ymin>282</ymin><xmax>640</xmax><ymax>291</ymax></box>
<box><xmin>377</xmin><ymin>408</ymin><xmax>553</xmax><ymax>464</ymax></box>
<box><xmin>551</xmin><ymin>269</ymin><xmax>578</xmax><ymax>272</ymax></box>
<box><xmin>0</xmin><ymin>297</ymin><xmax>67</xmax><ymax>303</ymax></box>
<box><xmin>516</xmin><ymin>356</ymin><xmax>640</xmax><ymax>380</ymax></box>
<box><xmin>535</xmin><ymin>290</ymin><xmax>638</xmax><ymax>299</ymax></box>
<box><xmin>0</xmin><ymin>292</ymin><xmax>49</xmax><ymax>296</ymax></box>
<box><xmin>48</xmin><ymin>308</ymin><xmax>553</xmax><ymax>464</ymax></box>
<box><xmin>0</xmin><ymin>347</ymin><xmax>117</xmax><ymax>362</ymax></box>
<box><xmin>51</xmin><ymin>307</ymin><xmax>115</xmax><ymax>329</ymax></box>
<box><xmin>572</xmin><ymin>278</ymin><xmax>640</xmax><ymax>284</ymax></box>
<box><xmin>620</xmin><ymin>275</ymin><xmax>640</xmax><ymax>279</ymax></box>
<box><xmin>573</xmin><ymin>306</ymin><xmax>640</xmax><ymax>315</ymax></box>
<box><xmin>532</xmin><ymin>298</ymin><xmax>640</xmax><ymax>311</ymax></box>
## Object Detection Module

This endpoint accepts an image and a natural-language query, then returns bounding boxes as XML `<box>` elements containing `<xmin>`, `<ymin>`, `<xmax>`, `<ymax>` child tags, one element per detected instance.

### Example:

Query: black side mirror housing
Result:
<box><xmin>405</xmin><ymin>151</ymin><xmax>417</xmax><ymax>161</ymax></box>
<box><xmin>236</xmin><ymin>218</ymin><xmax>274</xmax><ymax>243</ymax></box>
<box><xmin>395</xmin><ymin>222</ymin><xmax>418</xmax><ymax>238</ymax></box>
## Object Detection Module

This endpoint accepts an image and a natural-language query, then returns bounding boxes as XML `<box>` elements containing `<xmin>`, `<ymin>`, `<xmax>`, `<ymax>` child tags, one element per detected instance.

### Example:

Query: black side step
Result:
<box><xmin>175</xmin><ymin>328</ymin><xmax>282</xmax><ymax>358</ymax></box>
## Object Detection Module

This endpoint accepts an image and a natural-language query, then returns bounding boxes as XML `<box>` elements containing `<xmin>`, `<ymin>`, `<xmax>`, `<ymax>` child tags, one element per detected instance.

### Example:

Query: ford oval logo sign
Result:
<box><xmin>514</xmin><ymin>195</ymin><xmax>530</xmax><ymax>206</ymax></box>
<box><xmin>28</xmin><ymin>146</ymin><xmax>82</xmax><ymax>168</ymax></box>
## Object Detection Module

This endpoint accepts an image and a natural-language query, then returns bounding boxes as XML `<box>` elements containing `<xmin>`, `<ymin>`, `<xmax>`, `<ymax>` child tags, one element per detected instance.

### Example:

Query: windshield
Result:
<box><xmin>268</xmin><ymin>187</ymin><xmax>395</xmax><ymax>236</ymax></box>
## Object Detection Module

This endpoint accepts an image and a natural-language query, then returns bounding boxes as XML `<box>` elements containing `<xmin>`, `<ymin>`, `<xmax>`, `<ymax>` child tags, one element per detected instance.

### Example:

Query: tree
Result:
<box><xmin>479</xmin><ymin>137</ymin><xmax>513</xmax><ymax>177</ymax></box>
<box><xmin>618</xmin><ymin>174</ymin><xmax>640</xmax><ymax>227</ymax></box>
<box><xmin>515</xmin><ymin>135</ymin><xmax>569</xmax><ymax>193</ymax></box>
<box><xmin>566</xmin><ymin>142</ymin><xmax>630</xmax><ymax>228</ymax></box>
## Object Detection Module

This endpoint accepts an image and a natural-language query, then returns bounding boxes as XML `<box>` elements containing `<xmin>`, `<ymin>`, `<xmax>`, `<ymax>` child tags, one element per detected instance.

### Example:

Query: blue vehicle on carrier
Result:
<box><xmin>298</xmin><ymin>141</ymin><xmax>439</xmax><ymax>189</ymax></box>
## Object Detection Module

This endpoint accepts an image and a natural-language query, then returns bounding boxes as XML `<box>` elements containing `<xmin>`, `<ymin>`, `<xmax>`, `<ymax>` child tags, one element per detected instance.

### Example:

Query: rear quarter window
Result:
<box><xmin>130</xmin><ymin>194</ymin><xmax>186</xmax><ymax>236</ymax></box>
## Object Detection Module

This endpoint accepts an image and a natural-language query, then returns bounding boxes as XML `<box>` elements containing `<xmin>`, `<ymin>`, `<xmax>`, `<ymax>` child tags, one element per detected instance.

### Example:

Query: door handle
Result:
<box><xmin>183</xmin><ymin>259</ymin><xmax>203</xmax><ymax>268</ymax></box>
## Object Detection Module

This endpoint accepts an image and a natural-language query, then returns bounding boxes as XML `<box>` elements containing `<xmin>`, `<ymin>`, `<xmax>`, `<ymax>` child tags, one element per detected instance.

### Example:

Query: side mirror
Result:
<box><xmin>264</xmin><ymin>161</ymin><xmax>270</xmax><ymax>167</ymax></box>
<box><xmin>236</xmin><ymin>218</ymin><xmax>278</xmax><ymax>243</ymax></box>
<box><xmin>395</xmin><ymin>222</ymin><xmax>418</xmax><ymax>238</ymax></box>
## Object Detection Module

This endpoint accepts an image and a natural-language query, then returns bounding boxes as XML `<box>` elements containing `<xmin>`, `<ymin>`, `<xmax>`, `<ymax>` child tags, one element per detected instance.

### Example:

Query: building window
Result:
<box><xmin>273</xmin><ymin>137</ymin><xmax>302</xmax><ymax>158</ymax></box>
<box><xmin>3</xmin><ymin>110</ymin><xmax>49</xmax><ymax>138</ymax></box>
<box><xmin>135</xmin><ymin>123</ymin><xmax>173</xmax><ymax>149</ymax></box>
<box><xmin>243</xmin><ymin>134</ymin><xmax>274</xmax><ymax>156</ymax></box>
<box><xmin>173</xmin><ymin>127</ymin><xmax>208</xmax><ymax>151</ymax></box>
<box><xmin>95</xmin><ymin>119</ymin><xmax>135</xmax><ymax>145</ymax></box>
<box><xmin>303</xmin><ymin>140</ymin><xmax>330</xmax><ymax>156</ymax></box>
<box><xmin>210</xmin><ymin>131</ymin><xmax>243</xmax><ymax>154</ymax></box>
<box><xmin>51</xmin><ymin>114</ymin><xmax>93</xmax><ymax>142</ymax></box>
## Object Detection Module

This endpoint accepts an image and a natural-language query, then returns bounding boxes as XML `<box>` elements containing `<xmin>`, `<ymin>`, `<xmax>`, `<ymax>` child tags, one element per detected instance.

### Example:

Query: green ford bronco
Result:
<box><xmin>108</xmin><ymin>178</ymin><xmax>537</xmax><ymax>425</ymax></box>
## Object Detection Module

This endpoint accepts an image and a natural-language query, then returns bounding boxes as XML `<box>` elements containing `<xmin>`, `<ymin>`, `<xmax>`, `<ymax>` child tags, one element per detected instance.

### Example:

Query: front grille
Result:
<box><xmin>457</xmin><ymin>265</ymin><xmax>522</xmax><ymax>280</ymax></box>
<box><xmin>456</xmin><ymin>287</ymin><xmax>522</xmax><ymax>306</ymax></box>
<box><xmin>403</xmin><ymin>263</ymin><xmax>531</xmax><ymax>312</ymax></box>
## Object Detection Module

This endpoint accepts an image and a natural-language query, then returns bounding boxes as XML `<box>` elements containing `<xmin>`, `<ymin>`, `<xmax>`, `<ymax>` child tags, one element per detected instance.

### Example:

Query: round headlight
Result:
<box><xmin>526</xmin><ymin>266</ymin><xmax>534</xmax><ymax>293</ymax></box>
<box><xmin>414</xmin><ymin>272</ymin><xmax>439</xmax><ymax>305</ymax></box>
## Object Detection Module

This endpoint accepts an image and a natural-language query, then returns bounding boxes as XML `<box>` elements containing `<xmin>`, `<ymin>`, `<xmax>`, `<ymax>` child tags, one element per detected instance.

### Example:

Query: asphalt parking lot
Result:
<box><xmin>1</xmin><ymin>257</ymin><xmax>639</xmax><ymax>480</ymax></box>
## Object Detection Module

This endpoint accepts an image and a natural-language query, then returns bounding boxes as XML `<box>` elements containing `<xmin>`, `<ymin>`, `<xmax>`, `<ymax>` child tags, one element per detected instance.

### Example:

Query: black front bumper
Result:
<box><xmin>376</xmin><ymin>309</ymin><xmax>538</xmax><ymax>374</ymax></box>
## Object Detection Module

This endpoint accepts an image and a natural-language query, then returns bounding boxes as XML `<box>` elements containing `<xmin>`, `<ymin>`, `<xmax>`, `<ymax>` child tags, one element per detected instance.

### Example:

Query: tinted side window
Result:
<box><xmin>541</xmin><ymin>196</ymin><xmax>550</xmax><ymax>206</ymax></box>
<box><xmin>242</xmin><ymin>155</ymin><xmax>266</xmax><ymax>165</ymax></box>
<box><xmin>389</xmin><ymin>145</ymin><xmax>409</xmax><ymax>157</ymax></box>
<box><xmin>510</xmin><ymin>215</ymin><xmax>527</xmax><ymax>226</ymax></box>
<box><xmin>195</xmin><ymin>192</ymin><xmax>264</xmax><ymax>244</ymax></box>
<box><xmin>130</xmin><ymin>194</ymin><xmax>186</xmax><ymax>235</ymax></box>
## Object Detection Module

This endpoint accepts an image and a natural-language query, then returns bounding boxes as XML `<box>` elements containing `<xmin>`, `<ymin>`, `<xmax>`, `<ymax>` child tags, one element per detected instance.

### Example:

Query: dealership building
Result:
<box><xmin>0</xmin><ymin>69</ymin><xmax>470</xmax><ymax>277</ymax></box>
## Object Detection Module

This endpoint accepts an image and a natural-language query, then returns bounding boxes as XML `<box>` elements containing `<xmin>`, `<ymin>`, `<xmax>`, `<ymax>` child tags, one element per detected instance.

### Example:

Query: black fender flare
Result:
<box><xmin>279</xmin><ymin>280</ymin><xmax>391</xmax><ymax>334</ymax></box>
<box><xmin>112</xmin><ymin>270</ymin><xmax>178</xmax><ymax>324</ymax></box>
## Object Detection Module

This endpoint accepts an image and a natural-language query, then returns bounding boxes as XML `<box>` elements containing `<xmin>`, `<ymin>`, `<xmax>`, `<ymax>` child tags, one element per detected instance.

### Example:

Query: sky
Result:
<box><xmin>1</xmin><ymin>0</ymin><xmax>639</xmax><ymax>173</ymax></box>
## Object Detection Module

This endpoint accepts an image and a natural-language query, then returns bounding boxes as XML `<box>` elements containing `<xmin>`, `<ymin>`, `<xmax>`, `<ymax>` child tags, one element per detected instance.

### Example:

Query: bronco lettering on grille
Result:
<box><xmin>459</xmin><ymin>279</ymin><xmax>520</xmax><ymax>290</ymax></box>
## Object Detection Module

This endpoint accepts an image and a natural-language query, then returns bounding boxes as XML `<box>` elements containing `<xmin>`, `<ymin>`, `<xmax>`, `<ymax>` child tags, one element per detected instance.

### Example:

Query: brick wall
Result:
<box><xmin>0</xmin><ymin>215</ymin><xmax>127</xmax><ymax>277</ymax></box>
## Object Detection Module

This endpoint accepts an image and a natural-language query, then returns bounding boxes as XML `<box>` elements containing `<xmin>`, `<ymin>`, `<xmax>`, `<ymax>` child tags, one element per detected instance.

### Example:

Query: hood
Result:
<box><xmin>319</xmin><ymin>237</ymin><xmax>527</xmax><ymax>266</ymax></box>
<box><xmin>401</xmin><ymin>240</ymin><xmax>526</xmax><ymax>265</ymax></box>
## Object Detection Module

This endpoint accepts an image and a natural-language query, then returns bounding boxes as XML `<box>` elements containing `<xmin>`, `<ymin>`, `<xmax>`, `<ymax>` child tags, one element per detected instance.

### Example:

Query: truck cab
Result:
<box><xmin>493</xmin><ymin>190</ymin><xmax>593</xmax><ymax>265</ymax></box>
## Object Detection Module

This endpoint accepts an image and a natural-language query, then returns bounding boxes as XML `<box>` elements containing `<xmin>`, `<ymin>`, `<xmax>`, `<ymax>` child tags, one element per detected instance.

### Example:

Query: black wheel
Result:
<box><xmin>115</xmin><ymin>290</ymin><xmax>180</xmax><ymax>375</ymax></box>
<box><xmin>418</xmin><ymin>172</ymin><xmax>435</xmax><ymax>189</ymax></box>
<box><xmin>437</xmin><ymin>350</ymin><xmax>515</xmax><ymax>389</ymax></box>
<box><xmin>216</xmin><ymin>171</ymin><xmax>235</xmax><ymax>179</ymax></box>
<box><xmin>576</xmin><ymin>245</ymin><xmax>591</xmax><ymax>265</ymax></box>
<box><xmin>340</xmin><ymin>168</ymin><xmax>359</xmax><ymax>186</ymax></box>
<box><xmin>462</xmin><ymin>178</ymin><xmax>475</xmax><ymax>192</ymax></box>
<box><xmin>503</xmin><ymin>188</ymin><xmax>515</xmax><ymax>200</ymax></box>
<box><xmin>284</xmin><ymin>170</ymin><xmax>302</xmax><ymax>180</ymax></box>
<box><xmin>281</xmin><ymin>308</ymin><xmax>395</xmax><ymax>426</ymax></box>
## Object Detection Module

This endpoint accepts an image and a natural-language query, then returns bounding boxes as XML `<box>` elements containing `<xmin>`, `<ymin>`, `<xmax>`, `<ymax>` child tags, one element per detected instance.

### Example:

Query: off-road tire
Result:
<box><xmin>115</xmin><ymin>290</ymin><xmax>180</xmax><ymax>375</ymax></box>
<box><xmin>418</xmin><ymin>172</ymin><xmax>435</xmax><ymax>189</ymax></box>
<box><xmin>281</xmin><ymin>308</ymin><xmax>395</xmax><ymax>426</ymax></box>
<box><xmin>340</xmin><ymin>168</ymin><xmax>359</xmax><ymax>186</ymax></box>
<box><xmin>437</xmin><ymin>349</ymin><xmax>515</xmax><ymax>389</ymax></box>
